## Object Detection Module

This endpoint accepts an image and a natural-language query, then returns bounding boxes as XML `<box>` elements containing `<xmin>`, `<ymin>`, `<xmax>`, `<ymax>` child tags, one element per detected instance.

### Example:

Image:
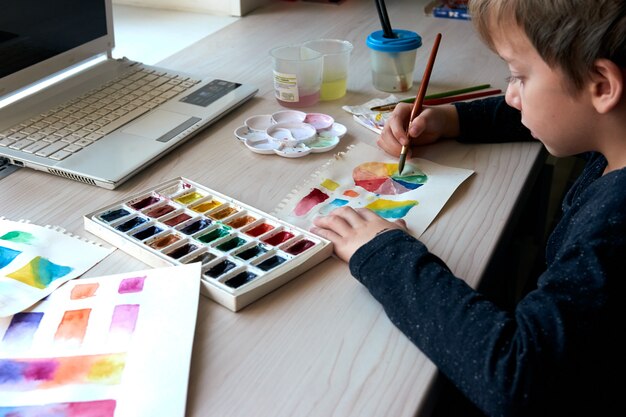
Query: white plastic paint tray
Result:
<box><xmin>84</xmin><ymin>177</ymin><xmax>333</xmax><ymax>311</ymax></box>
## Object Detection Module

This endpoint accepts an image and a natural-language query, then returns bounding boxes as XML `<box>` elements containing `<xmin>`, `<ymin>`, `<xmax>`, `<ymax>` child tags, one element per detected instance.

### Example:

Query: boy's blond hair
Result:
<box><xmin>469</xmin><ymin>0</ymin><xmax>626</xmax><ymax>91</ymax></box>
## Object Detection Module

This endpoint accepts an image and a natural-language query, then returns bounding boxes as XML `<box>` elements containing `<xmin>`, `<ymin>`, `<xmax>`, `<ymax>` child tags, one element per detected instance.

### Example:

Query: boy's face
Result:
<box><xmin>492</xmin><ymin>25</ymin><xmax>597</xmax><ymax>157</ymax></box>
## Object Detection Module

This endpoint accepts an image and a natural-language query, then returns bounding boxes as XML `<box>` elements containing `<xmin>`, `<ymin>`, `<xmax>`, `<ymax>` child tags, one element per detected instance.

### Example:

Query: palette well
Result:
<box><xmin>234</xmin><ymin>110</ymin><xmax>346</xmax><ymax>158</ymax></box>
<box><xmin>84</xmin><ymin>178</ymin><xmax>333</xmax><ymax>311</ymax></box>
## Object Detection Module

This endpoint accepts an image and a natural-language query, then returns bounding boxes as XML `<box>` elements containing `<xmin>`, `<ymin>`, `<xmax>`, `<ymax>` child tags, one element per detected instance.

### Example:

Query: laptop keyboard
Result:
<box><xmin>0</xmin><ymin>66</ymin><xmax>201</xmax><ymax>161</ymax></box>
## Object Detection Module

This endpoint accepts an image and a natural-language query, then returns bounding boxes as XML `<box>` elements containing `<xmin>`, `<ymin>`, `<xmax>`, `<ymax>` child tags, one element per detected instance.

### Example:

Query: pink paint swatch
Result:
<box><xmin>109</xmin><ymin>304</ymin><xmax>140</xmax><ymax>344</ymax></box>
<box><xmin>118</xmin><ymin>276</ymin><xmax>146</xmax><ymax>293</ymax></box>
<box><xmin>70</xmin><ymin>283</ymin><xmax>99</xmax><ymax>299</ymax></box>
<box><xmin>294</xmin><ymin>188</ymin><xmax>329</xmax><ymax>216</ymax></box>
<box><xmin>0</xmin><ymin>399</ymin><xmax>116</xmax><ymax>417</ymax></box>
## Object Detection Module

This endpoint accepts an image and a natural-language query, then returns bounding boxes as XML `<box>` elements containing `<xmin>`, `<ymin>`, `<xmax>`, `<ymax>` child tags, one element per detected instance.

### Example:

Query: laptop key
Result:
<box><xmin>22</xmin><ymin>141</ymin><xmax>49</xmax><ymax>154</ymax></box>
<box><xmin>49</xmin><ymin>150</ymin><xmax>73</xmax><ymax>160</ymax></box>
<box><xmin>35</xmin><ymin>141</ymin><xmax>68</xmax><ymax>157</ymax></box>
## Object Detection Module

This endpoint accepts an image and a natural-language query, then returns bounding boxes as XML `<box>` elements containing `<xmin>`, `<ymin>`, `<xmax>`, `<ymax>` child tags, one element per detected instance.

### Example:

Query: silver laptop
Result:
<box><xmin>0</xmin><ymin>0</ymin><xmax>257</xmax><ymax>189</ymax></box>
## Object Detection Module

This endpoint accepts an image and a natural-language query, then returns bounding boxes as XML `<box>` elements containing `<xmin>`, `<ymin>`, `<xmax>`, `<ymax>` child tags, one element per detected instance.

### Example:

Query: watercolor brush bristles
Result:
<box><xmin>398</xmin><ymin>33</ymin><xmax>442</xmax><ymax>175</ymax></box>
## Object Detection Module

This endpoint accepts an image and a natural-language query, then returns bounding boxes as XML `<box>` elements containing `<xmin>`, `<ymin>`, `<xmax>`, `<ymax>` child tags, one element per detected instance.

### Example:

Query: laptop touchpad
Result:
<box><xmin>122</xmin><ymin>110</ymin><xmax>194</xmax><ymax>141</ymax></box>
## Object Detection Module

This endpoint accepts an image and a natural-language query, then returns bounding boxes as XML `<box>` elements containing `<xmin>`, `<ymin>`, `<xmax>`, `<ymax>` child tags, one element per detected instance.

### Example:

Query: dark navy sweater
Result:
<box><xmin>349</xmin><ymin>97</ymin><xmax>625</xmax><ymax>416</ymax></box>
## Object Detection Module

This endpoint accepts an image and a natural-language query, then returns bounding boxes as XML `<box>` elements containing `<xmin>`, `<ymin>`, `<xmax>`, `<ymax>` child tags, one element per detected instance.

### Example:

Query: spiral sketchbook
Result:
<box><xmin>0</xmin><ymin>218</ymin><xmax>113</xmax><ymax>317</ymax></box>
<box><xmin>273</xmin><ymin>142</ymin><xmax>474</xmax><ymax>237</ymax></box>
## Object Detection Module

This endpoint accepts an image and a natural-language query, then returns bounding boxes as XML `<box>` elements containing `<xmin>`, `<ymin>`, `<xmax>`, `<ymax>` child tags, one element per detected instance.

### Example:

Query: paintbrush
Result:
<box><xmin>370</xmin><ymin>83</ymin><xmax>491</xmax><ymax>111</ymax></box>
<box><xmin>398</xmin><ymin>33</ymin><xmax>442</xmax><ymax>175</ymax></box>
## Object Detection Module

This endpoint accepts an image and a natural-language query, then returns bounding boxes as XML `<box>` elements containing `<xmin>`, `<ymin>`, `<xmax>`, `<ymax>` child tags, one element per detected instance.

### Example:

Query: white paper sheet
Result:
<box><xmin>0</xmin><ymin>263</ymin><xmax>201</xmax><ymax>417</ymax></box>
<box><xmin>0</xmin><ymin>219</ymin><xmax>114</xmax><ymax>317</ymax></box>
<box><xmin>273</xmin><ymin>142</ymin><xmax>474</xmax><ymax>237</ymax></box>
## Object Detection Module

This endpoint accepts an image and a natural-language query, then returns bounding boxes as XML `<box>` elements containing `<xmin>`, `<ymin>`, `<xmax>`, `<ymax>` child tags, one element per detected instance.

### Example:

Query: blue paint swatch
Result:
<box><xmin>2</xmin><ymin>312</ymin><xmax>44</xmax><ymax>350</ymax></box>
<box><xmin>0</xmin><ymin>246</ymin><xmax>21</xmax><ymax>269</ymax></box>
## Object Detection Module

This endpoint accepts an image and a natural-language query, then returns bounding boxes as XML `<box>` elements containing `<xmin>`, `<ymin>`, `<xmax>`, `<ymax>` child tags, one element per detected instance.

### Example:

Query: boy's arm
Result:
<box><xmin>454</xmin><ymin>96</ymin><xmax>533</xmax><ymax>143</ymax></box>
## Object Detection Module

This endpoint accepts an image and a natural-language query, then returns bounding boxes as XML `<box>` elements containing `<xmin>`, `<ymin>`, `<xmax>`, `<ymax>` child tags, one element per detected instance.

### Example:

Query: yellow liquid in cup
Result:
<box><xmin>320</xmin><ymin>78</ymin><xmax>347</xmax><ymax>101</ymax></box>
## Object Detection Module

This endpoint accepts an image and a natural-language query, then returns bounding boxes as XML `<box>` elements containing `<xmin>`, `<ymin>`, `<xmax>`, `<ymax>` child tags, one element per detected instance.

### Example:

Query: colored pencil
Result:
<box><xmin>398</xmin><ymin>33</ymin><xmax>442</xmax><ymax>175</ymax></box>
<box><xmin>423</xmin><ymin>88</ymin><xmax>502</xmax><ymax>105</ymax></box>
<box><xmin>370</xmin><ymin>83</ymin><xmax>491</xmax><ymax>111</ymax></box>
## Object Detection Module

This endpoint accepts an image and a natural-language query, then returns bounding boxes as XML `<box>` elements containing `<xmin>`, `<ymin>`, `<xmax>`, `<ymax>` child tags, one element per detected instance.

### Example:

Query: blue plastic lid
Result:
<box><xmin>366</xmin><ymin>29</ymin><xmax>422</xmax><ymax>52</ymax></box>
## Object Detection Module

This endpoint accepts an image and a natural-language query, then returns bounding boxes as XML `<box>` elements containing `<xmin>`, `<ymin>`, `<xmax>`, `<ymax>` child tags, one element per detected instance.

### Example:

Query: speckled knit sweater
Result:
<box><xmin>348</xmin><ymin>97</ymin><xmax>625</xmax><ymax>417</ymax></box>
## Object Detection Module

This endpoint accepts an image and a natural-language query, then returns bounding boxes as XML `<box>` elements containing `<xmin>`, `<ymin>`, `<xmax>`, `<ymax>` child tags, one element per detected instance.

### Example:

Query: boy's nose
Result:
<box><xmin>505</xmin><ymin>85</ymin><xmax>521</xmax><ymax>111</ymax></box>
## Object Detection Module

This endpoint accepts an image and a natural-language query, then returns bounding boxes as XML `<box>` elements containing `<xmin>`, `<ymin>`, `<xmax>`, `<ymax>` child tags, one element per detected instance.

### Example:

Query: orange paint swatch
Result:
<box><xmin>55</xmin><ymin>308</ymin><xmax>91</xmax><ymax>344</ymax></box>
<box><xmin>70</xmin><ymin>283</ymin><xmax>99</xmax><ymax>300</ymax></box>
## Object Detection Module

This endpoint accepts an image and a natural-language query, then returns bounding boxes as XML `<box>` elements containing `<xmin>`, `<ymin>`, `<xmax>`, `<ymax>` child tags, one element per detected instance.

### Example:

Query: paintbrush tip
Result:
<box><xmin>398</xmin><ymin>151</ymin><xmax>407</xmax><ymax>175</ymax></box>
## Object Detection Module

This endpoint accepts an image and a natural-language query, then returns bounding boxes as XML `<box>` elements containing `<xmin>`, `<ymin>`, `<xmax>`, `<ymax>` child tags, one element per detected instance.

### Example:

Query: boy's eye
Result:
<box><xmin>506</xmin><ymin>75</ymin><xmax>522</xmax><ymax>84</ymax></box>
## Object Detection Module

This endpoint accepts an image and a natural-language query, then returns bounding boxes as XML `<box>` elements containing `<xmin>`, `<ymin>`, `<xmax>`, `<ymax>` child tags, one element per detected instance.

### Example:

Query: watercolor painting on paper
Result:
<box><xmin>274</xmin><ymin>142</ymin><xmax>474</xmax><ymax>237</ymax></box>
<box><xmin>0</xmin><ymin>218</ymin><xmax>113</xmax><ymax>317</ymax></box>
<box><xmin>0</xmin><ymin>263</ymin><xmax>201</xmax><ymax>417</ymax></box>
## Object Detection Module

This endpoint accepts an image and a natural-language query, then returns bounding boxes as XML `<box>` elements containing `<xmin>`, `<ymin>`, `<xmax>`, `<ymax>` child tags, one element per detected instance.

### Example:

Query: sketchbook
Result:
<box><xmin>273</xmin><ymin>142</ymin><xmax>474</xmax><ymax>238</ymax></box>
<box><xmin>0</xmin><ymin>218</ymin><xmax>113</xmax><ymax>317</ymax></box>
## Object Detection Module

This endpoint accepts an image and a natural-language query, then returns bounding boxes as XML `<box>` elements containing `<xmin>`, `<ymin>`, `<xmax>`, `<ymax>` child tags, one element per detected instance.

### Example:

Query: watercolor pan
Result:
<box><xmin>84</xmin><ymin>177</ymin><xmax>333</xmax><ymax>312</ymax></box>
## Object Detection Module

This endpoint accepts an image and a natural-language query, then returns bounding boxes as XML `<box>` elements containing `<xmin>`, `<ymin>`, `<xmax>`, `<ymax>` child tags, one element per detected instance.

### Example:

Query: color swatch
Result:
<box><xmin>0</xmin><ymin>399</ymin><xmax>116</xmax><ymax>417</ymax></box>
<box><xmin>1</xmin><ymin>312</ymin><xmax>43</xmax><ymax>350</ymax></box>
<box><xmin>0</xmin><ymin>353</ymin><xmax>126</xmax><ymax>390</ymax></box>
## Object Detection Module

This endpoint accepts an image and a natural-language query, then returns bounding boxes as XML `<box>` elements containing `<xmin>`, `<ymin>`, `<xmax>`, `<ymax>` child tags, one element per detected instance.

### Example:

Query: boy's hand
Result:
<box><xmin>311</xmin><ymin>207</ymin><xmax>407</xmax><ymax>262</ymax></box>
<box><xmin>377</xmin><ymin>103</ymin><xmax>460</xmax><ymax>158</ymax></box>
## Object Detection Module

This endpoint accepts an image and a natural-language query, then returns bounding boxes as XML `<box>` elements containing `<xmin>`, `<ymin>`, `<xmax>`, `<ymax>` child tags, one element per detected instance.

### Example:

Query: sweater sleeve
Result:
<box><xmin>348</xmin><ymin>223</ymin><xmax>621</xmax><ymax>417</ymax></box>
<box><xmin>453</xmin><ymin>96</ymin><xmax>533</xmax><ymax>143</ymax></box>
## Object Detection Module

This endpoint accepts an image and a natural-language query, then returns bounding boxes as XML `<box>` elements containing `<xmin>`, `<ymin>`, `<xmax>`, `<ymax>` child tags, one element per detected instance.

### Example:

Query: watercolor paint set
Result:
<box><xmin>83</xmin><ymin>178</ymin><xmax>333</xmax><ymax>311</ymax></box>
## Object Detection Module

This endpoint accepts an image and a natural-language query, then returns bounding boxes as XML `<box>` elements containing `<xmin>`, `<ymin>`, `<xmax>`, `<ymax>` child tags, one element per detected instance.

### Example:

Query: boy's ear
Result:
<box><xmin>589</xmin><ymin>58</ymin><xmax>624</xmax><ymax>114</ymax></box>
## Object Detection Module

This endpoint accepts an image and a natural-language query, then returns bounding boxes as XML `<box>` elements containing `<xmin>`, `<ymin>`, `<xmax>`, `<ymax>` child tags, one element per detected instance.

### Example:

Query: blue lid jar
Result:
<box><xmin>366</xmin><ymin>29</ymin><xmax>422</xmax><ymax>52</ymax></box>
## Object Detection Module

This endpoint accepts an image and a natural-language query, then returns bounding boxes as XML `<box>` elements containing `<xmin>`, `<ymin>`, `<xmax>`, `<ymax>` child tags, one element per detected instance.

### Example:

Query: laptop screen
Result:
<box><xmin>0</xmin><ymin>0</ymin><xmax>111</xmax><ymax>99</ymax></box>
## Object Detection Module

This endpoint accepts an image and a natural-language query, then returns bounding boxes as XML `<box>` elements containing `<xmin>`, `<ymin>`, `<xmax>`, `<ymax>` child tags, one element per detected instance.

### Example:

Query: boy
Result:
<box><xmin>311</xmin><ymin>0</ymin><xmax>626</xmax><ymax>416</ymax></box>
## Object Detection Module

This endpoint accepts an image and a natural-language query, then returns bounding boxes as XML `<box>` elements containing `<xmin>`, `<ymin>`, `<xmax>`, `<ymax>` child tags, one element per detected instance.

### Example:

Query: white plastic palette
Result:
<box><xmin>84</xmin><ymin>178</ymin><xmax>333</xmax><ymax>312</ymax></box>
<box><xmin>234</xmin><ymin>110</ymin><xmax>347</xmax><ymax>158</ymax></box>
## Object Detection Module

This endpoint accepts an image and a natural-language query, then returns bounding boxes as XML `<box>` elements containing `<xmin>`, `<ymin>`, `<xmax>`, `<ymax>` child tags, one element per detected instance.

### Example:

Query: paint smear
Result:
<box><xmin>144</xmin><ymin>204</ymin><xmax>176</xmax><ymax>218</ymax></box>
<box><xmin>128</xmin><ymin>195</ymin><xmax>161</xmax><ymax>210</ymax></box>
<box><xmin>244</xmin><ymin>223</ymin><xmax>274</xmax><ymax>237</ymax></box>
<box><xmin>262</xmin><ymin>231</ymin><xmax>294</xmax><ymax>246</ymax></box>
<box><xmin>226</xmin><ymin>215</ymin><xmax>256</xmax><ymax>229</ymax></box>
<box><xmin>343</xmin><ymin>189</ymin><xmax>360</xmax><ymax>198</ymax></box>
<box><xmin>148</xmin><ymin>233</ymin><xmax>181</xmax><ymax>249</ymax></box>
<box><xmin>163</xmin><ymin>213</ymin><xmax>192</xmax><ymax>227</ymax></box>
<box><xmin>2</xmin><ymin>312</ymin><xmax>44</xmax><ymax>350</ymax></box>
<box><xmin>0</xmin><ymin>399</ymin><xmax>117</xmax><ymax>417</ymax></box>
<box><xmin>55</xmin><ymin>309</ymin><xmax>91</xmax><ymax>345</ymax></box>
<box><xmin>0</xmin><ymin>246</ymin><xmax>21</xmax><ymax>269</ymax></box>
<box><xmin>285</xmin><ymin>239</ymin><xmax>315</xmax><ymax>255</ymax></box>
<box><xmin>118</xmin><ymin>276</ymin><xmax>146</xmax><ymax>294</ymax></box>
<box><xmin>99</xmin><ymin>208</ymin><xmax>130</xmax><ymax>223</ymax></box>
<box><xmin>365</xmin><ymin>199</ymin><xmax>418</xmax><ymax>218</ymax></box>
<box><xmin>0</xmin><ymin>231</ymin><xmax>36</xmax><ymax>245</ymax></box>
<box><xmin>190</xmin><ymin>199</ymin><xmax>222</xmax><ymax>213</ymax></box>
<box><xmin>6</xmin><ymin>256</ymin><xmax>73</xmax><ymax>289</ymax></box>
<box><xmin>209</xmin><ymin>206</ymin><xmax>238</xmax><ymax>220</ymax></box>
<box><xmin>175</xmin><ymin>191</ymin><xmax>203</xmax><ymax>205</ymax></box>
<box><xmin>320</xmin><ymin>178</ymin><xmax>340</xmax><ymax>191</ymax></box>
<box><xmin>109</xmin><ymin>304</ymin><xmax>139</xmax><ymax>345</ymax></box>
<box><xmin>353</xmin><ymin>162</ymin><xmax>427</xmax><ymax>195</ymax></box>
<box><xmin>318</xmin><ymin>198</ymin><xmax>348</xmax><ymax>215</ymax></box>
<box><xmin>294</xmin><ymin>188</ymin><xmax>329</xmax><ymax>216</ymax></box>
<box><xmin>0</xmin><ymin>353</ymin><xmax>126</xmax><ymax>390</ymax></box>
<box><xmin>70</xmin><ymin>283</ymin><xmax>99</xmax><ymax>300</ymax></box>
